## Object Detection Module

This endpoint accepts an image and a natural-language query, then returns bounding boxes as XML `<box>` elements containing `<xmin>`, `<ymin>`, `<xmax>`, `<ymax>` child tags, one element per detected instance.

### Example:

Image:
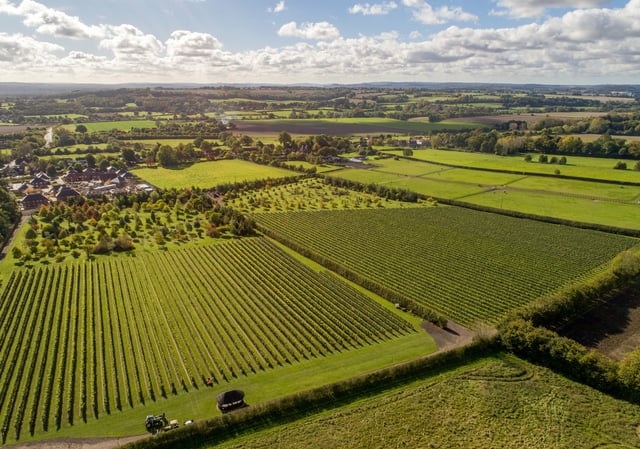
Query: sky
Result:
<box><xmin>0</xmin><ymin>0</ymin><xmax>638</xmax><ymax>85</ymax></box>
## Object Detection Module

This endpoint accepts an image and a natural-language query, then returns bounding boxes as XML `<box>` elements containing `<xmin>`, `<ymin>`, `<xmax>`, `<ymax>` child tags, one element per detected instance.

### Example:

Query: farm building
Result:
<box><xmin>20</xmin><ymin>192</ymin><xmax>49</xmax><ymax>210</ymax></box>
<box><xmin>55</xmin><ymin>186</ymin><xmax>81</xmax><ymax>202</ymax></box>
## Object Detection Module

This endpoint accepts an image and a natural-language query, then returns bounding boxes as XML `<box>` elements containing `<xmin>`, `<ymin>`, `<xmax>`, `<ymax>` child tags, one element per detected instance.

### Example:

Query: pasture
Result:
<box><xmin>255</xmin><ymin>207</ymin><xmax>638</xmax><ymax>326</ymax></box>
<box><xmin>209</xmin><ymin>356</ymin><xmax>640</xmax><ymax>449</ymax></box>
<box><xmin>465</xmin><ymin>190</ymin><xmax>640</xmax><ymax>230</ymax></box>
<box><xmin>0</xmin><ymin>238</ymin><xmax>425</xmax><ymax>444</ymax></box>
<box><xmin>62</xmin><ymin>120</ymin><xmax>157</xmax><ymax>133</ymax></box>
<box><xmin>133</xmin><ymin>160</ymin><xmax>299</xmax><ymax>189</ymax></box>
<box><xmin>386</xmin><ymin>149</ymin><xmax>640</xmax><ymax>182</ymax></box>
<box><xmin>233</xmin><ymin>118</ymin><xmax>483</xmax><ymax>136</ymax></box>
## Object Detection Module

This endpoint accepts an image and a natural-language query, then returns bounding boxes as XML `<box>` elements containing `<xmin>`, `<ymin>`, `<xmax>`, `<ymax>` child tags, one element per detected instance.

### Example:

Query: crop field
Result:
<box><xmin>226</xmin><ymin>178</ymin><xmax>429</xmax><ymax>213</ymax></box>
<box><xmin>211</xmin><ymin>356</ymin><xmax>640</xmax><ymax>449</ymax></box>
<box><xmin>387</xmin><ymin>149</ymin><xmax>640</xmax><ymax>182</ymax></box>
<box><xmin>133</xmin><ymin>160</ymin><xmax>299</xmax><ymax>189</ymax></box>
<box><xmin>465</xmin><ymin>190</ymin><xmax>640</xmax><ymax>229</ymax></box>
<box><xmin>61</xmin><ymin>120</ymin><xmax>157</xmax><ymax>133</ymax></box>
<box><xmin>0</xmin><ymin>238</ymin><xmax>416</xmax><ymax>444</ymax></box>
<box><xmin>255</xmin><ymin>207</ymin><xmax>639</xmax><ymax>325</ymax></box>
<box><xmin>233</xmin><ymin>118</ymin><xmax>483</xmax><ymax>136</ymax></box>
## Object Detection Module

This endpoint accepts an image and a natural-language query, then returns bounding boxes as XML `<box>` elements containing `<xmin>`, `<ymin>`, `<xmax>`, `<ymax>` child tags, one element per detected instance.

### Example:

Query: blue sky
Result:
<box><xmin>0</xmin><ymin>0</ymin><xmax>637</xmax><ymax>85</ymax></box>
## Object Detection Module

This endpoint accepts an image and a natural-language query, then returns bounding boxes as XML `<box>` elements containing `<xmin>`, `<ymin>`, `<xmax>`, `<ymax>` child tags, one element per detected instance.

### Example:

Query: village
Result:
<box><xmin>2</xmin><ymin>163</ymin><xmax>154</xmax><ymax>211</ymax></box>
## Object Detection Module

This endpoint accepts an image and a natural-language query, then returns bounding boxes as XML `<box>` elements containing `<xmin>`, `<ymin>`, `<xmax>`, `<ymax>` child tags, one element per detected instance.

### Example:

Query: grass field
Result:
<box><xmin>133</xmin><ymin>160</ymin><xmax>299</xmax><ymax>189</ymax></box>
<box><xmin>330</xmin><ymin>153</ymin><xmax>640</xmax><ymax>229</ymax></box>
<box><xmin>388</xmin><ymin>149</ymin><xmax>640</xmax><ymax>182</ymax></box>
<box><xmin>0</xmin><ymin>238</ymin><xmax>430</xmax><ymax>444</ymax></box>
<box><xmin>209</xmin><ymin>355</ymin><xmax>640</xmax><ymax>449</ymax></box>
<box><xmin>255</xmin><ymin>207</ymin><xmax>638</xmax><ymax>326</ymax></box>
<box><xmin>465</xmin><ymin>190</ymin><xmax>640</xmax><ymax>229</ymax></box>
<box><xmin>233</xmin><ymin>118</ymin><xmax>485</xmax><ymax>136</ymax></box>
<box><xmin>61</xmin><ymin>120</ymin><xmax>157</xmax><ymax>133</ymax></box>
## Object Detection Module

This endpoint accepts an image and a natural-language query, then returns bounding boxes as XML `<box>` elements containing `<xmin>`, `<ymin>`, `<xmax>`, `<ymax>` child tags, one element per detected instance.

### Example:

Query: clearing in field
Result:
<box><xmin>254</xmin><ymin>207</ymin><xmax>639</xmax><ymax>326</ymax></box>
<box><xmin>209</xmin><ymin>355</ymin><xmax>640</xmax><ymax>449</ymax></box>
<box><xmin>0</xmin><ymin>238</ymin><xmax>426</xmax><ymax>444</ymax></box>
<box><xmin>133</xmin><ymin>159</ymin><xmax>300</xmax><ymax>189</ymax></box>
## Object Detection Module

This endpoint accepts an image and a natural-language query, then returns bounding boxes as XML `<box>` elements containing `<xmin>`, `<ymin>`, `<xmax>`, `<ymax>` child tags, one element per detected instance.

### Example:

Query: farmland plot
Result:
<box><xmin>0</xmin><ymin>238</ymin><xmax>414</xmax><ymax>443</ymax></box>
<box><xmin>255</xmin><ymin>207</ymin><xmax>639</xmax><ymax>326</ymax></box>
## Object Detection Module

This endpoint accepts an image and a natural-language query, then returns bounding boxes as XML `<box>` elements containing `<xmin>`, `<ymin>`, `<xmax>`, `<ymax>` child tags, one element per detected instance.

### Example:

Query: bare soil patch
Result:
<box><xmin>233</xmin><ymin>121</ymin><xmax>408</xmax><ymax>136</ymax></box>
<box><xmin>421</xmin><ymin>320</ymin><xmax>475</xmax><ymax>353</ymax></box>
<box><xmin>560</xmin><ymin>282</ymin><xmax>640</xmax><ymax>361</ymax></box>
<box><xmin>0</xmin><ymin>125</ymin><xmax>28</xmax><ymax>134</ymax></box>
<box><xmin>5</xmin><ymin>435</ymin><xmax>146</xmax><ymax>449</ymax></box>
<box><xmin>448</xmin><ymin>112</ymin><xmax>609</xmax><ymax>126</ymax></box>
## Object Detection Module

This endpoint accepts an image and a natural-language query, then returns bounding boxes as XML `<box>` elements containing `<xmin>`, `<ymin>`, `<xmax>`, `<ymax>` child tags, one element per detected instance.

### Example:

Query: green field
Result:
<box><xmin>133</xmin><ymin>160</ymin><xmax>299</xmax><ymax>189</ymax></box>
<box><xmin>331</xmin><ymin>168</ymin><xmax>489</xmax><ymax>198</ymax></box>
<box><xmin>255</xmin><ymin>207</ymin><xmax>638</xmax><ymax>325</ymax></box>
<box><xmin>0</xmin><ymin>238</ymin><xmax>426</xmax><ymax>444</ymax></box>
<box><xmin>465</xmin><ymin>190</ymin><xmax>640</xmax><ymax>229</ymax></box>
<box><xmin>234</xmin><ymin>118</ymin><xmax>485</xmax><ymax>136</ymax></box>
<box><xmin>210</xmin><ymin>355</ymin><xmax>640</xmax><ymax>449</ymax></box>
<box><xmin>388</xmin><ymin>149</ymin><xmax>640</xmax><ymax>183</ymax></box>
<box><xmin>62</xmin><ymin>120</ymin><xmax>157</xmax><ymax>133</ymax></box>
<box><xmin>329</xmin><ymin>155</ymin><xmax>640</xmax><ymax>229</ymax></box>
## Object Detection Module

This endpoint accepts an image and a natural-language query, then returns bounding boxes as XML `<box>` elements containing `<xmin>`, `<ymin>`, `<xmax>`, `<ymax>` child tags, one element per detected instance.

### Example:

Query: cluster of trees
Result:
<box><xmin>14</xmin><ymin>187</ymin><xmax>256</xmax><ymax>262</ymax></box>
<box><xmin>533</xmin><ymin>114</ymin><xmax>640</xmax><ymax>136</ymax></box>
<box><xmin>429</xmin><ymin>129</ymin><xmax>640</xmax><ymax>160</ymax></box>
<box><xmin>0</xmin><ymin>183</ymin><xmax>20</xmax><ymax>247</ymax></box>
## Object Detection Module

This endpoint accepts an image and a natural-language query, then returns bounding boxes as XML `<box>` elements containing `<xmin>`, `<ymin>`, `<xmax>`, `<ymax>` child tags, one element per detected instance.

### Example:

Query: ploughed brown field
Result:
<box><xmin>0</xmin><ymin>125</ymin><xmax>29</xmax><ymax>134</ymax></box>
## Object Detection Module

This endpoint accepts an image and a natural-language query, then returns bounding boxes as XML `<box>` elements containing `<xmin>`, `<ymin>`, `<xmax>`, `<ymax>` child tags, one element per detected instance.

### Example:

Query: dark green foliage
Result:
<box><xmin>0</xmin><ymin>185</ymin><xmax>20</xmax><ymax>248</ymax></box>
<box><xmin>614</xmin><ymin>161</ymin><xmax>627</xmax><ymax>170</ymax></box>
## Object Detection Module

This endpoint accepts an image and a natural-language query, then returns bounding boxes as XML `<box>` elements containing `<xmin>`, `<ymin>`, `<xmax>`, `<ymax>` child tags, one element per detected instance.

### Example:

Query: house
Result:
<box><xmin>29</xmin><ymin>176</ymin><xmax>50</xmax><ymax>189</ymax></box>
<box><xmin>56</xmin><ymin>186</ymin><xmax>81</xmax><ymax>202</ymax></box>
<box><xmin>20</xmin><ymin>193</ymin><xmax>49</xmax><ymax>210</ymax></box>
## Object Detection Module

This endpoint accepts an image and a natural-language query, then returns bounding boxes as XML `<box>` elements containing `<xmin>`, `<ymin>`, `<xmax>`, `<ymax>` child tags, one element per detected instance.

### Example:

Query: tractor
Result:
<box><xmin>145</xmin><ymin>413</ymin><xmax>178</xmax><ymax>434</ymax></box>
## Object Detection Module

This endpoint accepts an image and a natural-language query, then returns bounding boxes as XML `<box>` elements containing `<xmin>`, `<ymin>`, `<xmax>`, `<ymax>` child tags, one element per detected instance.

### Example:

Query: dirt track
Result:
<box><xmin>5</xmin><ymin>435</ymin><xmax>146</xmax><ymax>449</ymax></box>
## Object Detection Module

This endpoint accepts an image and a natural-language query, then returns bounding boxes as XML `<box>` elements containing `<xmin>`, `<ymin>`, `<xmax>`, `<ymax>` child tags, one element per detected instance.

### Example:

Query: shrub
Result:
<box><xmin>614</xmin><ymin>161</ymin><xmax>627</xmax><ymax>170</ymax></box>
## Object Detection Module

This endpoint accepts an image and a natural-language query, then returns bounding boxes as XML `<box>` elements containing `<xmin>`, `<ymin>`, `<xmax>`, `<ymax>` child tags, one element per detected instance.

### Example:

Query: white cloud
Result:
<box><xmin>0</xmin><ymin>0</ymin><xmax>105</xmax><ymax>39</ymax></box>
<box><xmin>402</xmin><ymin>0</ymin><xmax>477</xmax><ymax>25</ymax></box>
<box><xmin>349</xmin><ymin>2</ymin><xmax>398</xmax><ymax>15</ymax></box>
<box><xmin>2</xmin><ymin>0</ymin><xmax>640</xmax><ymax>84</ymax></box>
<box><xmin>0</xmin><ymin>32</ymin><xmax>62</xmax><ymax>63</ymax></box>
<box><xmin>99</xmin><ymin>24</ymin><xmax>164</xmax><ymax>60</ymax></box>
<box><xmin>166</xmin><ymin>30</ymin><xmax>223</xmax><ymax>59</ymax></box>
<box><xmin>492</xmin><ymin>0</ymin><xmax>611</xmax><ymax>19</ymax></box>
<box><xmin>268</xmin><ymin>1</ymin><xmax>285</xmax><ymax>13</ymax></box>
<box><xmin>278</xmin><ymin>21</ymin><xmax>341</xmax><ymax>40</ymax></box>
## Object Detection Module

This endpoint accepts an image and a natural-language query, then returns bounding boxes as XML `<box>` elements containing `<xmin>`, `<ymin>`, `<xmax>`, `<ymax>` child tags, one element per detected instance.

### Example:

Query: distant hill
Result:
<box><xmin>1</xmin><ymin>82</ymin><xmax>638</xmax><ymax>97</ymax></box>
